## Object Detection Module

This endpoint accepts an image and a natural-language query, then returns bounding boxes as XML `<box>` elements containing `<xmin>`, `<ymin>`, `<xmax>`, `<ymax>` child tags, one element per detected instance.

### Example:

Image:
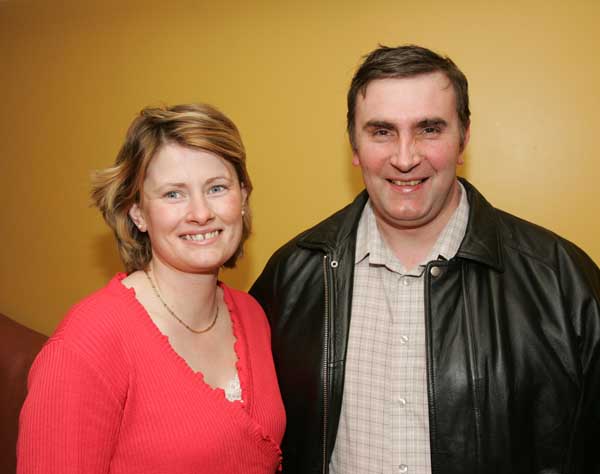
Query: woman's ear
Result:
<box><xmin>241</xmin><ymin>184</ymin><xmax>248</xmax><ymax>207</ymax></box>
<box><xmin>129</xmin><ymin>203</ymin><xmax>147</xmax><ymax>232</ymax></box>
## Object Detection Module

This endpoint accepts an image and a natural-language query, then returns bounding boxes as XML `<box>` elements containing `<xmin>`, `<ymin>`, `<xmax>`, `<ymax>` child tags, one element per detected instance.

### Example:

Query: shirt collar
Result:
<box><xmin>355</xmin><ymin>201</ymin><xmax>409</xmax><ymax>274</ymax></box>
<box><xmin>354</xmin><ymin>202</ymin><xmax>372</xmax><ymax>265</ymax></box>
<box><xmin>424</xmin><ymin>180</ymin><xmax>470</xmax><ymax>263</ymax></box>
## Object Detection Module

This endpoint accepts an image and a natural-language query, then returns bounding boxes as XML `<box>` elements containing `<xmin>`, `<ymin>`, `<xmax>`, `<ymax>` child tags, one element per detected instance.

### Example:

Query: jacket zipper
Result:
<box><xmin>322</xmin><ymin>255</ymin><xmax>331</xmax><ymax>474</ymax></box>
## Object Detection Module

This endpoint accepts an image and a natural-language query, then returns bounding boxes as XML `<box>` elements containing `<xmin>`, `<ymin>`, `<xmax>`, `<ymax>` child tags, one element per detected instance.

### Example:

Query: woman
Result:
<box><xmin>18</xmin><ymin>104</ymin><xmax>285</xmax><ymax>473</ymax></box>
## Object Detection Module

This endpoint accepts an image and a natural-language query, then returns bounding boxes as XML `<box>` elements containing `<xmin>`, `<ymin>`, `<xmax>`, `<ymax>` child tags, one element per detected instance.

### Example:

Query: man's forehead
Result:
<box><xmin>356</xmin><ymin>73</ymin><xmax>457</xmax><ymax>119</ymax></box>
<box><xmin>360</xmin><ymin>73</ymin><xmax>453</xmax><ymax>99</ymax></box>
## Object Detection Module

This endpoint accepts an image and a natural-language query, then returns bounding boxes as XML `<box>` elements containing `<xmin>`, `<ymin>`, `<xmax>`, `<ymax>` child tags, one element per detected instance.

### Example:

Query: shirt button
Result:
<box><xmin>397</xmin><ymin>397</ymin><xmax>407</xmax><ymax>406</ymax></box>
<box><xmin>401</xmin><ymin>277</ymin><xmax>410</xmax><ymax>286</ymax></box>
<box><xmin>399</xmin><ymin>335</ymin><xmax>409</xmax><ymax>344</ymax></box>
<box><xmin>399</xmin><ymin>464</ymin><xmax>408</xmax><ymax>473</ymax></box>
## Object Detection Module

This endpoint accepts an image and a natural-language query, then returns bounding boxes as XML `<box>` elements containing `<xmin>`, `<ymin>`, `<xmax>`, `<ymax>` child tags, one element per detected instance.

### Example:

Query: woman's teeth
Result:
<box><xmin>182</xmin><ymin>231</ymin><xmax>219</xmax><ymax>241</ymax></box>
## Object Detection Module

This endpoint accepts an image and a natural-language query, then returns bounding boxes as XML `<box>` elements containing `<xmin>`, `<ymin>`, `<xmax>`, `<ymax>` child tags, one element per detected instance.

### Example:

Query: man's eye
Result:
<box><xmin>374</xmin><ymin>129</ymin><xmax>390</xmax><ymax>136</ymax></box>
<box><xmin>423</xmin><ymin>126</ymin><xmax>440</xmax><ymax>135</ymax></box>
<box><xmin>164</xmin><ymin>191</ymin><xmax>182</xmax><ymax>199</ymax></box>
<box><xmin>208</xmin><ymin>184</ymin><xmax>226</xmax><ymax>194</ymax></box>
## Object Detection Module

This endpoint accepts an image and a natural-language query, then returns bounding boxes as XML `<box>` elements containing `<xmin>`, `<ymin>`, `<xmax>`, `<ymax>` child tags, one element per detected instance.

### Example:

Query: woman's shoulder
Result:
<box><xmin>31</xmin><ymin>274</ymin><xmax>137</xmax><ymax>400</ymax></box>
<box><xmin>51</xmin><ymin>273</ymin><xmax>143</xmax><ymax>351</ymax></box>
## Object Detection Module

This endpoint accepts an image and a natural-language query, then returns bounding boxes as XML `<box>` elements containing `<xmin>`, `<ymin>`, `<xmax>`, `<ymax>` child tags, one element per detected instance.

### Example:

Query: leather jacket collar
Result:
<box><xmin>296</xmin><ymin>178</ymin><xmax>504</xmax><ymax>271</ymax></box>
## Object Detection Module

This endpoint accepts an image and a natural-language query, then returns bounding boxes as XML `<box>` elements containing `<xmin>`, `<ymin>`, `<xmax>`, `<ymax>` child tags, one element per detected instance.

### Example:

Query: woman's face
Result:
<box><xmin>129</xmin><ymin>142</ymin><xmax>246</xmax><ymax>275</ymax></box>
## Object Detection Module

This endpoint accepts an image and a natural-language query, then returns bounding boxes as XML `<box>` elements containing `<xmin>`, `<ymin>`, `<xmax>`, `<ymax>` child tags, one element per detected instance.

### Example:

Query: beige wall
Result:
<box><xmin>1</xmin><ymin>0</ymin><xmax>599</xmax><ymax>335</ymax></box>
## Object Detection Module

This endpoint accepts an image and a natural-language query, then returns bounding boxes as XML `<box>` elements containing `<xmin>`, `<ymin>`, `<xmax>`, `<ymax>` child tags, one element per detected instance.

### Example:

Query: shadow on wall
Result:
<box><xmin>92</xmin><ymin>232</ymin><xmax>125</xmax><ymax>279</ymax></box>
<box><xmin>221</xmin><ymin>252</ymin><xmax>254</xmax><ymax>292</ymax></box>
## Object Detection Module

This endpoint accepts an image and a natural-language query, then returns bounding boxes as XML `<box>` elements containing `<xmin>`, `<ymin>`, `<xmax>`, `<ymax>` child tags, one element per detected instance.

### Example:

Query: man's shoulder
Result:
<box><xmin>251</xmin><ymin>192</ymin><xmax>367</xmax><ymax>302</ymax></box>
<box><xmin>461</xmin><ymin>179</ymin><xmax>597</xmax><ymax>275</ymax></box>
<box><xmin>494</xmin><ymin>207</ymin><xmax>599</xmax><ymax>278</ymax></box>
<box><xmin>267</xmin><ymin>191</ymin><xmax>368</xmax><ymax>265</ymax></box>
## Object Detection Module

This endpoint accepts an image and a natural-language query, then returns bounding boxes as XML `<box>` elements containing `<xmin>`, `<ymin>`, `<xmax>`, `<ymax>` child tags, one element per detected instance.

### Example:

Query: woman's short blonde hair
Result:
<box><xmin>91</xmin><ymin>103</ymin><xmax>252</xmax><ymax>273</ymax></box>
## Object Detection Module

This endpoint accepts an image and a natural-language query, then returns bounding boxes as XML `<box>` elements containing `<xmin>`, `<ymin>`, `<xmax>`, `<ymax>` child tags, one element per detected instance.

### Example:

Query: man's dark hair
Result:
<box><xmin>347</xmin><ymin>44</ymin><xmax>471</xmax><ymax>149</ymax></box>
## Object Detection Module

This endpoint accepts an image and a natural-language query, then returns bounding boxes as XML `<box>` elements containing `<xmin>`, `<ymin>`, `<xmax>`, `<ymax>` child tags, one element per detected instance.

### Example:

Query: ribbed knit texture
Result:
<box><xmin>17</xmin><ymin>274</ymin><xmax>285</xmax><ymax>474</ymax></box>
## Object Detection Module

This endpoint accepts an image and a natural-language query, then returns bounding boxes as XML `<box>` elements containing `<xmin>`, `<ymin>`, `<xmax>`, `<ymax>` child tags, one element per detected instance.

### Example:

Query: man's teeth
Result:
<box><xmin>391</xmin><ymin>179</ymin><xmax>423</xmax><ymax>186</ymax></box>
<box><xmin>182</xmin><ymin>231</ymin><xmax>219</xmax><ymax>241</ymax></box>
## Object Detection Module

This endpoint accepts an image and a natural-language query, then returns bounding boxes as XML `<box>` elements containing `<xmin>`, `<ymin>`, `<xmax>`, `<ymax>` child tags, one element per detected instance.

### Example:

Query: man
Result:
<box><xmin>250</xmin><ymin>45</ymin><xmax>600</xmax><ymax>474</ymax></box>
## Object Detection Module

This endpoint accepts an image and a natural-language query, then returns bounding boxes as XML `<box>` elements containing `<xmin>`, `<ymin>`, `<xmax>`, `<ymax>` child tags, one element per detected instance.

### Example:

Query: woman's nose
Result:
<box><xmin>186</xmin><ymin>194</ymin><xmax>215</xmax><ymax>223</ymax></box>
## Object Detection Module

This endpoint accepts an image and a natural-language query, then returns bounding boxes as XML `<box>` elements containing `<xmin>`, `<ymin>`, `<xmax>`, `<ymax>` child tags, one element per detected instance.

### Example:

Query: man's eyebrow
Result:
<box><xmin>364</xmin><ymin>120</ymin><xmax>396</xmax><ymax>130</ymax></box>
<box><xmin>416</xmin><ymin>118</ymin><xmax>448</xmax><ymax>128</ymax></box>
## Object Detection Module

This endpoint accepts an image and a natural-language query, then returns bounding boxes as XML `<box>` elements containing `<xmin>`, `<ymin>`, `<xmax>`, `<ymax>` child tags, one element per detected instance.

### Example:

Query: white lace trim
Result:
<box><xmin>224</xmin><ymin>372</ymin><xmax>242</xmax><ymax>402</ymax></box>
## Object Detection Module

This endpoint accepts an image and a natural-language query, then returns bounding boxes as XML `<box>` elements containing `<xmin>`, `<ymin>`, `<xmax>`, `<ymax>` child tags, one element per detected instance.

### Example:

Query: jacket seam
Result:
<box><xmin>460</xmin><ymin>262</ymin><xmax>483</xmax><ymax>472</ymax></box>
<box><xmin>502</xmin><ymin>241</ymin><xmax>561</xmax><ymax>273</ymax></box>
<box><xmin>557</xmin><ymin>243</ymin><xmax>579</xmax><ymax>474</ymax></box>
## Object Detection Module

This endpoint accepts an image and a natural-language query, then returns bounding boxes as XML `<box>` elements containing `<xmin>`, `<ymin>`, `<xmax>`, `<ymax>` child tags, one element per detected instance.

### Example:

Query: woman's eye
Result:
<box><xmin>208</xmin><ymin>184</ymin><xmax>226</xmax><ymax>194</ymax></box>
<box><xmin>164</xmin><ymin>190</ymin><xmax>181</xmax><ymax>199</ymax></box>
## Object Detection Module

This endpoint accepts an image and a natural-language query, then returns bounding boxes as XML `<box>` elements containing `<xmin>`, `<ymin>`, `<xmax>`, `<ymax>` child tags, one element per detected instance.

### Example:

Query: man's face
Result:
<box><xmin>352</xmin><ymin>72</ymin><xmax>469</xmax><ymax>234</ymax></box>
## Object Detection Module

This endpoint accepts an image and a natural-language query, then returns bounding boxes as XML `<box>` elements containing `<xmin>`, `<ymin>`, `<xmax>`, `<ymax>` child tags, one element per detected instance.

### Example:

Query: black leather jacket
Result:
<box><xmin>250</xmin><ymin>179</ymin><xmax>600</xmax><ymax>474</ymax></box>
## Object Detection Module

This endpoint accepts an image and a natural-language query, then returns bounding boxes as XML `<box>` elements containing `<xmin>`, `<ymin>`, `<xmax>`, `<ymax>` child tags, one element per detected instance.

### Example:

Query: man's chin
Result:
<box><xmin>376</xmin><ymin>209</ymin><xmax>435</xmax><ymax>231</ymax></box>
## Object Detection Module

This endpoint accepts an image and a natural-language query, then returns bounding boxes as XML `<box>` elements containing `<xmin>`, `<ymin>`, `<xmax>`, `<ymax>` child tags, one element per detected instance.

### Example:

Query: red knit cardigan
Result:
<box><xmin>18</xmin><ymin>274</ymin><xmax>285</xmax><ymax>473</ymax></box>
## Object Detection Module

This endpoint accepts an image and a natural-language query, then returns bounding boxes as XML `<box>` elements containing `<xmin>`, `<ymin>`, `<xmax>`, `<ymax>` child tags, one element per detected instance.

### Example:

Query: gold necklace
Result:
<box><xmin>144</xmin><ymin>269</ymin><xmax>219</xmax><ymax>334</ymax></box>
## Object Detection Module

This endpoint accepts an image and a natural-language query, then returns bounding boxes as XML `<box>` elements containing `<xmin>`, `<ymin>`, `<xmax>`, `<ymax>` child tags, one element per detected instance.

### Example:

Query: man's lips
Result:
<box><xmin>387</xmin><ymin>178</ymin><xmax>427</xmax><ymax>186</ymax></box>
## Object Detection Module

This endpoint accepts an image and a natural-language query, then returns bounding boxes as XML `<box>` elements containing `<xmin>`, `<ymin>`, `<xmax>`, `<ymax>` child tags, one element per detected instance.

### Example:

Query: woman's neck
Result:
<box><xmin>146</xmin><ymin>259</ymin><xmax>220</xmax><ymax>328</ymax></box>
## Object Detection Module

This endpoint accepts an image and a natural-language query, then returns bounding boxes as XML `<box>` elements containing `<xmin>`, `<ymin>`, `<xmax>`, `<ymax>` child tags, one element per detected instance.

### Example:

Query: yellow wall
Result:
<box><xmin>1</xmin><ymin>0</ymin><xmax>599</xmax><ymax>335</ymax></box>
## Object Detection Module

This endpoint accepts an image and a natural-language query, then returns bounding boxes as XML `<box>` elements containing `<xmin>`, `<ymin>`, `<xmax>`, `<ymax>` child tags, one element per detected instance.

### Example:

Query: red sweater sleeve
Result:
<box><xmin>18</xmin><ymin>340</ymin><xmax>123</xmax><ymax>474</ymax></box>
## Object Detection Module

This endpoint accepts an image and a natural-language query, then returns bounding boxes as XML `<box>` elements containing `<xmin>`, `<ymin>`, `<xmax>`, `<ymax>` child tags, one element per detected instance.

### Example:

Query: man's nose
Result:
<box><xmin>390</xmin><ymin>135</ymin><xmax>421</xmax><ymax>172</ymax></box>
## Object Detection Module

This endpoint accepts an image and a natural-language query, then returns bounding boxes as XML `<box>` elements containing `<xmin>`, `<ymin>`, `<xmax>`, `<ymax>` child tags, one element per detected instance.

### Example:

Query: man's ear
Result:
<box><xmin>458</xmin><ymin>123</ymin><xmax>471</xmax><ymax>164</ymax></box>
<box><xmin>352</xmin><ymin>149</ymin><xmax>361</xmax><ymax>167</ymax></box>
<box><xmin>129</xmin><ymin>203</ymin><xmax>147</xmax><ymax>232</ymax></box>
